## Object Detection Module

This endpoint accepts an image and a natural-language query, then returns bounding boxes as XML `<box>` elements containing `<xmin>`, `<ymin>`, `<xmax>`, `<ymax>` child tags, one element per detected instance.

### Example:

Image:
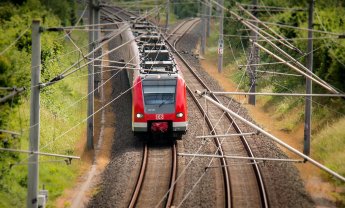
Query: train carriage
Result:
<box><xmin>125</xmin><ymin>18</ymin><xmax>188</xmax><ymax>139</ymax></box>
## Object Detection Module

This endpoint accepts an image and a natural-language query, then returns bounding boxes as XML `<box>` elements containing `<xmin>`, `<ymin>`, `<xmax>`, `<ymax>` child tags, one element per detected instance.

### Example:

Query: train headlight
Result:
<box><xmin>136</xmin><ymin>113</ymin><xmax>144</xmax><ymax>118</ymax></box>
<box><xmin>176</xmin><ymin>112</ymin><xmax>184</xmax><ymax>118</ymax></box>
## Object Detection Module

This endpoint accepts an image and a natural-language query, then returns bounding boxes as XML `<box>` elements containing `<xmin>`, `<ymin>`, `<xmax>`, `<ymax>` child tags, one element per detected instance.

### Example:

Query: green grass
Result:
<box><xmin>312</xmin><ymin>117</ymin><xmax>345</xmax><ymax>204</ymax></box>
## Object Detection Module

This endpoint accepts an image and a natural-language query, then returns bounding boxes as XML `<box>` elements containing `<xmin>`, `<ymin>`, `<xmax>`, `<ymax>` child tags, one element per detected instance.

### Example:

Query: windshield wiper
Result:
<box><xmin>159</xmin><ymin>99</ymin><xmax>172</xmax><ymax>107</ymax></box>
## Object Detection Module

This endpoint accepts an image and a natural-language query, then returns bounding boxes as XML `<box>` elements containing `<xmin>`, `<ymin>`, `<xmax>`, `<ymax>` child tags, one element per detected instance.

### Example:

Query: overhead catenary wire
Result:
<box><xmin>223</xmin><ymin>34</ymin><xmax>341</xmax><ymax>40</ymax></box>
<box><xmin>222</xmin><ymin>4</ymin><xmax>340</xmax><ymax>93</ymax></box>
<box><xmin>18</xmin><ymin>26</ymin><xmax>169</xmax><ymax>165</ymax></box>
<box><xmin>238</xmin><ymin>44</ymin><xmax>324</xmax><ymax>78</ymax></box>
<box><xmin>245</xmin><ymin>18</ymin><xmax>344</xmax><ymax>36</ymax></box>
<box><xmin>240</xmin><ymin>2</ymin><xmax>304</xmax><ymax>10</ymax></box>
<box><xmin>236</xmin><ymin>8</ymin><xmax>306</xmax><ymax>12</ymax></box>
<box><xmin>55</xmin><ymin>23</ymin><xmax>131</xmax><ymax>76</ymax></box>
<box><xmin>50</xmin><ymin>3</ymin><xmax>89</xmax><ymax>42</ymax></box>
<box><xmin>179</xmin><ymin>153</ymin><xmax>303</xmax><ymax>163</ymax></box>
<box><xmin>200</xmin><ymin>12</ymin><xmax>344</xmax><ymax>37</ymax></box>
<box><xmin>157</xmin><ymin>7</ymin><xmax>266</xmax><ymax>204</ymax></box>
<box><xmin>253</xmin><ymin>41</ymin><xmax>338</xmax><ymax>93</ymax></box>
<box><xmin>0</xmin><ymin>147</ymin><xmax>79</xmax><ymax>159</ymax></box>
<box><xmin>46</xmin><ymin>21</ymin><xmax>125</xmax><ymax>30</ymax></box>
<box><xmin>65</xmin><ymin>33</ymin><xmax>88</xmax><ymax>61</ymax></box>
<box><xmin>43</xmin><ymin>32</ymin><xmax>144</xmax><ymax>86</ymax></box>
<box><xmin>196</xmin><ymin>90</ymin><xmax>345</xmax><ymax>182</ymax></box>
<box><xmin>0</xmin><ymin>87</ymin><xmax>26</xmax><ymax>104</ymax></box>
<box><xmin>45</xmin><ymin>5</ymin><xmax>162</xmax><ymax>83</ymax></box>
<box><xmin>262</xmin><ymin>74</ymin><xmax>345</xmax><ymax>117</ymax></box>
<box><xmin>6</xmin><ymin>7</ymin><xmax>164</xmax><ymax>140</ymax></box>
<box><xmin>165</xmin><ymin>2</ymin><xmax>290</xmax><ymax>202</ymax></box>
<box><xmin>254</xmin><ymin>69</ymin><xmax>302</xmax><ymax>77</ymax></box>
<box><xmin>210</xmin><ymin>91</ymin><xmax>345</xmax><ymax>97</ymax></box>
<box><xmin>236</xmin><ymin>3</ymin><xmax>302</xmax><ymax>54</ymax></box>
<box><xmin>157</xmin><ymin>14</ymin><xmax>257</xmax><ymax>207</ymax></box>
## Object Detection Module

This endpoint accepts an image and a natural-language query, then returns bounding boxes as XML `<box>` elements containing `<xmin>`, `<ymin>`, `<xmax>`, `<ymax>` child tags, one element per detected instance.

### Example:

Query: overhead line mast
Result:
<box><xmin>304</xmin><ymin>0</ymin><xmax>314</xmax><ymax>156</ymax></box>
<box><xmin>248</xmin><ymin>0</ymin><xmax>258</xmax><ymax>105</ymax></box>
<box><xmin>27</xmin><ymin>19</ymin><xmax>41</xmax><ymax>208</ymax></box>
<box><xmin>217</xmin><ymin>0</ymin><xmax>224</xmax><ymax>73</ymax></box>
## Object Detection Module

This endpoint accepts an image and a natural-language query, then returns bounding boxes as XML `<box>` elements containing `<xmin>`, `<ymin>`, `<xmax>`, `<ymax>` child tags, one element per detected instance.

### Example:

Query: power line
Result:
<box><xmin>0</xmin><ymin>87</ymin><xmax>26</xmax><ymax>104</ymax></box>
<box><xmin>244</xmin><ymin>18</ymin><xmax>343</xmax><ymax>36</ymax></box>
<box><xmin>0</xmin><ymin>147</ymin><xmax>79</xmax><ymax>160</ymax></box>
<box><xmin>18</xmin><ymin>29</ymin><xmax>170</xmax><ymax>166</ymax></box>
<box><xmin>240</xmin><ymin>3</ymin><xmax>304</xmax><ymax>10</ymax></box>
<box><xmin>46</xmin><ymin>21</ymin><xmax>125</xmax><ymax>30</ymax></box>
<box><xmin>224</xmin><ymin>4</ymin><xmax>340</xmax><ymax>93</ymax></box>
<box><xmin>4</xmin><ymin>8</ymin><xmax>165</xmax><ymax>141</ymax></box>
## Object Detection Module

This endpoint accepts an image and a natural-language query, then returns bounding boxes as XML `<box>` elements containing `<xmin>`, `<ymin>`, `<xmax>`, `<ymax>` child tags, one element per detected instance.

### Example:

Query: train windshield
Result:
<box><xmin>142</xmin><ymin>79</ymin><xmax>176</xmax><ymax>113</ymax></box>
<box><xmin>143</xmin><ymin>85</ymin><xmax>175</xmax><ymax>105</ymax></box>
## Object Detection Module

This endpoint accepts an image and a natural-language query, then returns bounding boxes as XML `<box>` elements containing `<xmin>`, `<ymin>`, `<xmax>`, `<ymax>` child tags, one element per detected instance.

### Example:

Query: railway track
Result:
<box><xmin>102</xmin><ymin>8</ymin><xmax>181</xmax><ymax>208</ymax></box>
<box><xmin>129</xmin><ymin>141</ymin><xmax>178</xmax><ymax>208</ymax></box>
<box><xmin>106</xmin><ymin>6</ymin><xmax>268</xmax><ymax>208</ymax></box>
<box><xmin>167</xmin><ymin>18</ymin><xmax>201</xmax><ymax>48</ymax></box>
<box><xmin>166</xmin><ymin>20</ymin><xmax>269</xmax><ymax>207</ymax></box>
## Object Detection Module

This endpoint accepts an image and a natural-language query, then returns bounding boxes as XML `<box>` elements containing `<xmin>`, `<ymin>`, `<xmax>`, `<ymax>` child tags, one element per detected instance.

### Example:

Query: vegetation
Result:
<box><xmin>0</xmin><ymin>0</ymin><xmax>87</xmax><ymax>207</ymax></box>
<box><xmin>313</xmin><ymin>117</ymin><xmax>345</xmax><ymax>204</ymax></box>
<box><xmin>194</xmin><ymin>0</ymin><xmax>345</xmax><ymax>204</ymax></box>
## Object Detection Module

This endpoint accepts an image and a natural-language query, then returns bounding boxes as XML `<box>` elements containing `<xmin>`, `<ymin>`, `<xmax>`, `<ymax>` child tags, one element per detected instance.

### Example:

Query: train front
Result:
<box><xmin>132</xmin><ymin>74</ymin><xmax>187</xmax><ymax>138</ymax></box>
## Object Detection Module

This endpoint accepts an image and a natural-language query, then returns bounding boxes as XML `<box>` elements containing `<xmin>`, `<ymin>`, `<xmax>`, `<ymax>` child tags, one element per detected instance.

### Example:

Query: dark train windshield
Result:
<box><xmin>142</xmin><ymin>79</ymin><xmax>177</xmax><ymax>112</ymax></box>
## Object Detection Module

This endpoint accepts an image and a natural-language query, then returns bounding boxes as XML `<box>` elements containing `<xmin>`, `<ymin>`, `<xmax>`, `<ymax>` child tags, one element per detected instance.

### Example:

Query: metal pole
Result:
<box><xmin>201</xmin><ymin>1</ymin><xmax>206</xmax><ymax>57</ymax></box>
<box><xmin>304</xmin><ymin>0</ymin><xmax>314</xmax><ymax>156</ymax></box>
<box><xmin>165</xmin><ymin>0</ymin><xmax>170</xmax><ymax>32</ymax></box>
<box><xmin>27</xmin><ymin>19</ymin><xmax>40</xmax><ymax>208</ymax></box>
<box><xmin>248</xmin><ymin>0</ymin><xmax>258</xmax><ymax>105</ymax></box>
<box><xmin>94</xmin><ymin>0</ymin><xmax>101</xmax><ymax>98</ymax></box>
<box><xmin>207</xmin><ymin>0</ymin><xmax>211</xmax><ymax>37</ymax></box>
<box><xmin>195</xmin><ymin>90</ymin><xmax>345</xmax><ymax>182</ymax></box>
<box><xmin>87</xmin><ymin>0</ymin><xmax>94</xmax><ymax>150</ymax></box>
<box><xmin>217</xmin><ymin>0</ymin><xmax>224</xmax><ymax>73</ymax></box>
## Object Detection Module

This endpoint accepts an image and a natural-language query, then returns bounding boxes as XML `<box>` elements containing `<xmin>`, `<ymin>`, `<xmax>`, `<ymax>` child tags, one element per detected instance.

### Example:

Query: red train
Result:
<box><xmin>126</xmin><ymin>18</ymin><xmax>188</xmax><ymax>138</ymax></box>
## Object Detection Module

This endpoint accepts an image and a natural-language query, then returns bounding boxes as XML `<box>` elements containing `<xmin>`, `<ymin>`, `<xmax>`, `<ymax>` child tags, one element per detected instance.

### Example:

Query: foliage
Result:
<box><xmin>40</xmin><ymin>0</ymin><xmax>77</xmax><ymax>26</ymax></box>
<box><xmin>218</xmin><ymin>1</ymin><xmax>345</xmax><ymax>204</ymax></box>
<box><xmin>172</xmin><ymin>0</ymin><xmax>199</xmax><ymax>18</ymax></box>
<box><xmin>0</xmin><ymin>0</ymin><xmax>88</xmax><ymax>206</ymax></box>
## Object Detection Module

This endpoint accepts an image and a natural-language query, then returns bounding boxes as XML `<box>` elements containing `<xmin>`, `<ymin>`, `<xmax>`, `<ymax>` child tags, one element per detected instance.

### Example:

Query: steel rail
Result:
<box><xmin>165</xmin><ymin>23</ymin><xmax>269</xmax><ymax>207</ymax></box>
<box><xmin>113</xmin><ymin>8</ymin><xmax>179</xmax><ymax>208</ymax></box>
<box><xmin>187</xmin><ymin>85</ymin><xmax>232</xmax><ymax>207</ymax></box>
<box><xmin>166</xmin><ymin>19</ymin><xmax>188</xmax><ymax>40</ymax></box>
<box><xmin>165</xmin><ymin>142</ymin><xmax>178</xmax><ymax>208</ymax></box>
<box><xmin>128</xmin><ymin>142</ymin><xmax>178</xmax><ymax>208</ymax></box>
<box><xmin>128</xmin><ymin>144</ymin><xmax>148</xmax><ymax>208</ymax></box>
<box><xmin>173</xmin><ymin>19</ymin><xmax>201</xmax><ymax>49</ymax></box>
<box><xmin>166</xmin><ymin>19</ymin><xmax>232</xmax><ymax>206</ymax></box>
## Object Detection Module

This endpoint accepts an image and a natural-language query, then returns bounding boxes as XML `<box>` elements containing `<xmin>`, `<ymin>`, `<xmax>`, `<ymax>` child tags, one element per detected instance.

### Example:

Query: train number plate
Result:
<box><xmin>156</xmin><ymin>114</ymin><xmax>164</xmax><ymax>120</ymax></box>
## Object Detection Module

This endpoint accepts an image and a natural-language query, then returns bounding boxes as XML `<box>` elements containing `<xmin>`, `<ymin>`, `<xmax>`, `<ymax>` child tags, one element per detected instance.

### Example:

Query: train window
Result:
<box><xmin>144</xmin><ymin>93</ymin><xmax>175</xmax><ymax>105</ymax></box>
<box><xmin>144</xmin><ymin>85</ymin><xmax>175</xmax><ymax>93</ymax></box>
<box><xmin>143</xmin><ymin>85</ymin><xmax>176</xmax><ymax>106</ymax></box>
